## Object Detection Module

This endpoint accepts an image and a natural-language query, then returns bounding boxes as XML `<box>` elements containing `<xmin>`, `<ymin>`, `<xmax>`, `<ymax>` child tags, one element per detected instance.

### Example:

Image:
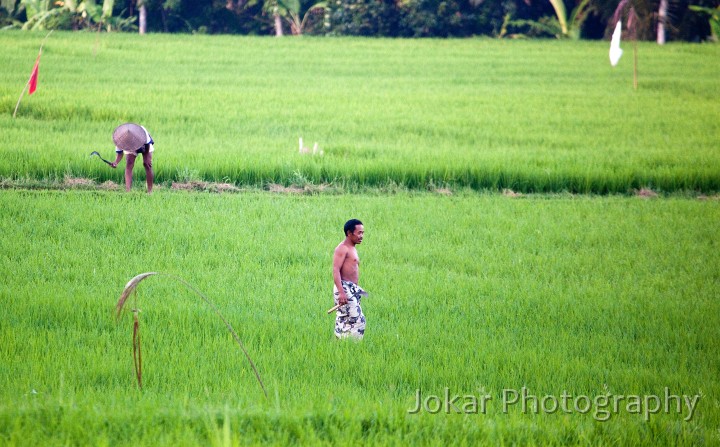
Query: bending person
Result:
<box><xmin>110</xmin><ymin>123</ymin><xmax>155</xmax><ymax>193</ymax></box>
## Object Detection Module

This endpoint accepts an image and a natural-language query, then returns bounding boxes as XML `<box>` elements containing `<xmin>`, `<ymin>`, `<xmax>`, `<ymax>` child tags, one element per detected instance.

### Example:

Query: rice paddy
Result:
<box><xmin>0</xmin><ymin>190</ymin><xmax>718</xmax><ymax>445</ymax></box>
<box><xmin>1</xmin><ymin>31</ymin><xmax>719</xmax><ymax>446</ymax></box>
<box><xmin>1</xmin><ymin>32</ymin><xmax>719</xmax><ymax>193</ymax></box>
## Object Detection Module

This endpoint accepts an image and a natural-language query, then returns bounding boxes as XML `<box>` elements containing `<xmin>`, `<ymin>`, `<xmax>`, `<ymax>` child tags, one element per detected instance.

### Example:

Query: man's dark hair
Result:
<box><xmin>344</xmin><ymin>219</ymin><xmax>363</xmax><ymax>236</ymax></box>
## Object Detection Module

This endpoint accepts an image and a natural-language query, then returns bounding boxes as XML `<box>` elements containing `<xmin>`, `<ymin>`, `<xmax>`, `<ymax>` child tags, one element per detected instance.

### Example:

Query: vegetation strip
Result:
<box><xmin>1</xmin><ymin>190</ymin><xmax>718</xmax><ymax>444</ymax></box>
<box><xmin>2</xmin><ymin>33</ymin><xmax>719</xmax><ymax>193</ymax></box>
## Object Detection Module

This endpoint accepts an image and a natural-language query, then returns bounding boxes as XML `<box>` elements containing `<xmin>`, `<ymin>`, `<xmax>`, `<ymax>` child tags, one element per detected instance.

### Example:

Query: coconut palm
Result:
<box><xmin>613</xmin><ymin>0</ymin><xmax>640</xmax><ymax>88</ymax></box>
<box><xmin>267</xmin><ymin>0</ymin><xmax>326</xmax><ymax>35</ymax></box>
<box><xmin>548</xmin><ymin>0</ymin><xmax>592</xmax><ymax>38</ymax></box>
<box><xmin>506</xmin><ymin>0</ymin><xmax>592</xmax><ymax>39</ymax></box>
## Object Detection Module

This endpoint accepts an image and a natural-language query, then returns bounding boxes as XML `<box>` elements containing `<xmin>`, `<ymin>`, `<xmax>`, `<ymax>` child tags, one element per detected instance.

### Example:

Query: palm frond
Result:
<box><xmin>115</xmin><ymin>272</ymin><xmax>267</xmax><ymax>398</ymax></box>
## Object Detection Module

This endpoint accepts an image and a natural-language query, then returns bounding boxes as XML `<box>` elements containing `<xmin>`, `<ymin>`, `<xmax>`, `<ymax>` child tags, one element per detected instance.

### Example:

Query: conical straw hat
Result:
<box><xmin>113</xmin><ymin>123</ymin><xmax>146</xmax><ymax>152</ymax></box>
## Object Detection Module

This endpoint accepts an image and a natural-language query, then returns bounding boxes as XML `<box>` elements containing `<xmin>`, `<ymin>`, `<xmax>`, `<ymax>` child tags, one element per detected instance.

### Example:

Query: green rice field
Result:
<box><xmin>1</xmin><ymin>31</ymin><xmax>719</xmax><ymax>193</ymax></box>
<box><xmin>1</xmin><ymin>190</ymin><xmax>719</xmax><ymax>445</ymax></box>
<box><xmin>1</xmin><ymin>30</ymin><xmax>719</xmax><ymax>446</ymax></box>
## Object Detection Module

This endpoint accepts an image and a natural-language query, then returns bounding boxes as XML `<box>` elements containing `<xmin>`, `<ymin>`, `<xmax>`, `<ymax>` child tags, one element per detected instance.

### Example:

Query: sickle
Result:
<box><xmin>90</xmin><ymin>151</ymin><xmax>113</xmax><ymax>166</ymax></box>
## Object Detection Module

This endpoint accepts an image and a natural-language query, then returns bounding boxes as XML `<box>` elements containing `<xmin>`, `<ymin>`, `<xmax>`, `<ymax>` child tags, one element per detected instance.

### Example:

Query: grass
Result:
<box><xmin>0</xmin><ymin>189</ymin><xmax>718</xmax><ymax>445</ymax></box>
<box><xmin>1</xmin><ymin>32</ymin><xmax>719</xmax><ymax>193</ymax></box>
<box><xmin>115</xmin><ymin>271</ymin><xmax>268</xmax><ymax>396</ymax></box>
<box><xmin>1</xmin><ymin>31</ymin><xmax>718</xmax><ymax>445</ymax></box>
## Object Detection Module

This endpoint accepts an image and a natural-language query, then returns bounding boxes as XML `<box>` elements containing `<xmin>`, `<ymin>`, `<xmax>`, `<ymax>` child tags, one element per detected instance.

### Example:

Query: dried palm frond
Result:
<box><xmin>115</xmin><ymin>272</ymin><xmax>267</xmax><ymax>398</ymax></box>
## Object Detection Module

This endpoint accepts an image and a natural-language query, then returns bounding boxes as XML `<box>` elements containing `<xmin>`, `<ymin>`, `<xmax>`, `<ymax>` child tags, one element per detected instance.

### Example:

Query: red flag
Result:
<box><xmin>13</xmin><ymin>30</ymin><xmax>52</xmax><ymax>118</ymax></box>
<box><xmin>28</xmin><ymin>58</ymin><xmax>40</xmax><ymax>95</ymax></box>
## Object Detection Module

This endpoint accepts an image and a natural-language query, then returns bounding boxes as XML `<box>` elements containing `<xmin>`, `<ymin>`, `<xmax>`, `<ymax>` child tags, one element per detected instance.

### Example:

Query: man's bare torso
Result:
<box><xmin>336</xmin><ymin>242</ymin><xmax>360</xmax><ymax>284</ymax></box>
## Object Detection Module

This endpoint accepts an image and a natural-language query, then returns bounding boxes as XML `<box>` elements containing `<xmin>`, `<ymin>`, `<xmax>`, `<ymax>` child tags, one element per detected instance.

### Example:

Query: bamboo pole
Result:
<box><xmin>633</xmin><ymin>39</ymin><xmax>638</xmax><ymax>90</ymax></box>
<box><xmin>13</xmin><ymin>30</ymin><xmax>53</xmax><ymax>119</ymax></box>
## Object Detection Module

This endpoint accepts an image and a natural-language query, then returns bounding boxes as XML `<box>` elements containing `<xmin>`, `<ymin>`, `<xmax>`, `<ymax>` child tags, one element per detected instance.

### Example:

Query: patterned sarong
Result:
<box><xmin>333</xmin><ymin>280</ymin><xmax>368</xmax><ymax>339</ymax></box>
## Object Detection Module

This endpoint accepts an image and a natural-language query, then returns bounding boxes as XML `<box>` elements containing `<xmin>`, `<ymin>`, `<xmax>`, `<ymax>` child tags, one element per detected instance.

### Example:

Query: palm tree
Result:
<box><xmin>135</xmin><ymin>0</ymin><xmax>145</xmax><ymax>33</ymax></box>
<box><xmin>613</xmin><ymin>0</ymin><xmax>640</xmax><ymax>88</ymax></box>
<box><xmin>266</xmin><ymin>0</ymin><xmax>326</xmax><ymax>35</ymax></box>
<box><xmin>548</xmin><ymin>0</ymin><xmax>592</xmax><ymax>38</ymax></box>
<box><xmin>507</xmin><ymin>0</ymin><xmax>592</xmax><ymax>39</ymax></box>
<box><xmin>656</xmin><ymin>0</ymin><xmax>668</xmax><ymax>43</ymax></box>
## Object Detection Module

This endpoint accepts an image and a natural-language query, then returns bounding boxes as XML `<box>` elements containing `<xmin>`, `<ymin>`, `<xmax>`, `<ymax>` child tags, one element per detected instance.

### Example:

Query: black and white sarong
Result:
<box><xmin>333</xmin><ymin>280</ymin><xmax>367</xmax><ymax>339</ymax></box>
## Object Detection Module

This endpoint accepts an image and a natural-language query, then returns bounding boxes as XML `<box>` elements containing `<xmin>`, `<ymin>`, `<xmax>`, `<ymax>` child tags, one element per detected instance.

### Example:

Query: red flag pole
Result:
<box><xmin>27</xmin><ymin>56</ymin><xmax>40</xmax><ymax>95</ymax></box>
<box><xmin>13</xmin><ymin>30</ymin><xmax>53</xmax><ymax>119</ymax></box>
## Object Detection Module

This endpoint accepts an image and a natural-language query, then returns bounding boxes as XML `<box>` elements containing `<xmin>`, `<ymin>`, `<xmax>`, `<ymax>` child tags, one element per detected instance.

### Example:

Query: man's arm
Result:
<box><xmin>332</xmin><ymin>244</ymin><xmax>348</xmax><ymax>305</ymax></box>
<box><xmin>110</xmin><ymin>152</ymin><xmax>123</xmax><ymax>168</ymax></box>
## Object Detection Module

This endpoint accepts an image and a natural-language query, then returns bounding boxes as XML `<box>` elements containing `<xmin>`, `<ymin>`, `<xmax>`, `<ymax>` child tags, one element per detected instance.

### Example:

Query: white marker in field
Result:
<box><xmin>299</xmin><ymin>137</ymin><xmax>323</xmax><ymax>156</ymax></box>
<box><xmin>609</xmin><ymin>21</ymin><xmax>623</xmax><ymax>67</ymax></box>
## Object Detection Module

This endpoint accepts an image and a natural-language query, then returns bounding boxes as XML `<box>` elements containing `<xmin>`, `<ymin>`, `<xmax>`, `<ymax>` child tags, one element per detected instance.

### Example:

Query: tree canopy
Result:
<box><xmin>1</xmin><ymin>0</ymin><xmax>717</xmax><ymax>40</ymax></box>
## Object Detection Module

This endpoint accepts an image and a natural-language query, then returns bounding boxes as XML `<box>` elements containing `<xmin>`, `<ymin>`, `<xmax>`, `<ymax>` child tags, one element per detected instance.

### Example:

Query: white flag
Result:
<box><xmin>609</xmin><ymin>21</ymin><xmax>623</xmax><ymax>67</ymax></box>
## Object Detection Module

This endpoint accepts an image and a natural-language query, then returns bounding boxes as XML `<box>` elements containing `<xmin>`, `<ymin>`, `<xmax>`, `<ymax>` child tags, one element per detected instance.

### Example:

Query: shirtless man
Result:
<box><xmin>332</xmin><ymin>219</ymin><xmax>368</xmax><ymax>339</ymax></box>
